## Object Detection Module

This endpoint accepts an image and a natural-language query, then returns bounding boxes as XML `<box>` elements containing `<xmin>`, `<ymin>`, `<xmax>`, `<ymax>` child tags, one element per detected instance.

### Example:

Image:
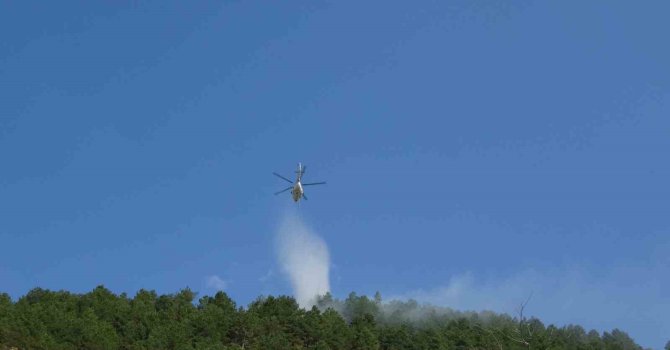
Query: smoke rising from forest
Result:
<box><xmin>276</xmin><ymin>211</ymin><xmax>330</xmax><ymax>308</ymax></box>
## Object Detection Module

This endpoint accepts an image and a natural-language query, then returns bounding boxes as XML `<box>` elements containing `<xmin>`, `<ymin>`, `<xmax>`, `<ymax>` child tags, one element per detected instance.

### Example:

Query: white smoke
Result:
<box><xmin>276</xmin><ymin>211</ymin><xmax>330</xmax><ymax>308</ymax></box>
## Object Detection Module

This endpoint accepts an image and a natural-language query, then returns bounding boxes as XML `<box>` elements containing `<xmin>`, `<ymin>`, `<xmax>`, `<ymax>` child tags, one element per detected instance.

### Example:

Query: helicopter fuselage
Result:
<box><xmin>291</xmin><ymin>182</ymin><xmax>303</xmax><ymax>202</ymax></box>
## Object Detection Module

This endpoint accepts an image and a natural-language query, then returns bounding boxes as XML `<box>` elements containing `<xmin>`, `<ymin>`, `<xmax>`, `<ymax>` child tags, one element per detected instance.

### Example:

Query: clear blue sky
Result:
<box><xmin>1</xmin><ymin>1</ymin><xmax>668</xmax><ymax>348</ymax></box>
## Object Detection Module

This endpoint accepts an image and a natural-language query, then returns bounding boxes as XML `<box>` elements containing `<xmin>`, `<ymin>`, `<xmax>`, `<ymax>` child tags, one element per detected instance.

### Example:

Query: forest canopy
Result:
<box><xmin>0</xmin><ymin>286</ymin><xmax>649</xmax><ymax>349</ymax></box>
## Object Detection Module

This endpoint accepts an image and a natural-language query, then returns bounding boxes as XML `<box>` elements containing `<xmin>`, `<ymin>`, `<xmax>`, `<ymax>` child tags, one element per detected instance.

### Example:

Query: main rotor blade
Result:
<box><xmin>302</xmin><ymin>193</ymin><xmax>308</xmax><ymax>200</ymax></box>
<box><xmin>274</xmin><ymin>186</ymin><xmax>293</xmax><ymax>195</ymax></box>
<box><xmin>302</xmin><ymin>182</ymin><xmax>326</xmax><ymax>186</ymax></box>
<box><xmin>273</xmin><ymin>172</ymin><xmax>293</xmax><ymax>184</ymax></box>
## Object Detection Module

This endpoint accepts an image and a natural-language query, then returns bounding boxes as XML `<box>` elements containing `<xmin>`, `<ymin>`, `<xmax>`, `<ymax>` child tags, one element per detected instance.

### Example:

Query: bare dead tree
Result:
<box><xmin>499</xmin><ymin>292</ymin><xmax>534</xmax><ymax>349</ymax></box>
<box><xmin>517</xmin><ymin>292</ymin><xmax>533</xmax><ymax>326</ymax></box>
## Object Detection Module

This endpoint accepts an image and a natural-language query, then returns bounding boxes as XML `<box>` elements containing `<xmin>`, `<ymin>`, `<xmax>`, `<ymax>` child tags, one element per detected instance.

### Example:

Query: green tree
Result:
<box><xmin>302</xmin><ymin>307</ymin><xmax>350</xmax><ymax>350</ymax></box>
<box><xmin>378</xmin><ymin>324</ymin><xmax>415</xmax><ymax>350</ymax></box>
<box><xmin>147</xmin><ymin>288</ymin><xmax>197</xmax><ymax>349</ymax></box>
<box><xmin>0</xmin><ymin>293</ymin><xmax>13</xmax><ymax>346</ymax></box>
<box><xmin>246</xmin><ymin>295</ymin><xmax>306</xmax><ymax>349</ymax></box>
<box><xmin>15</xmin><ymin>288</ymin><xmax>82</xmax><ymax>349</ymax></box>
<box><xmin>228</xmin><ymin>308</ymin><xmax>260</xmax><ymax>350</ymax></box>
<box><xmin>124</xmin><ymin>289</ymin><xmax>159</xmax><ymax>348</ymax></box>
<box><xmin>414</xmin><ymin>328</ymin><xmax>447</xmax><ymax>350</ymax></box>
<box><xmin>602</xmin><ymin>329</ymin><xmax>642</xmax><ymax>350</ymax></box>
<box><xmin>192</xmin><ymin>291</ymin><xmax>237</xmax><ymax>348</ymax></box>
<box><xmin>76</xmin><ymin>307</ymin><xmax>120</xmax><ymax>349</ymax></box>
<box><xmin>350</xmin><ymin>314</ymin><xmax>379</xmax><ymax>350</ymax></box>
<box><xmin>343</xmin><ymin>292</ymin><xmax>379</xmax><ymax>322</ymax></box>
<box><xmin>80</xmin><ymin>286</ymin><xmax>130</xmax><ymax>345</ymax></box>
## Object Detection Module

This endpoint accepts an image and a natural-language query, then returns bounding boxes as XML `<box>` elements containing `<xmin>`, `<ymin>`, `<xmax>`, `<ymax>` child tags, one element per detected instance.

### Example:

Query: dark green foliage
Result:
<box><xmin>191</xmin><ymin>291</ymin><xmax>236</xmax><ymax>348</ymax></box>
<box><xmin>349</xmin><ymin>314</ymin><xmax>379</xmax><ymax>350</ymax></box>
<box><xmin>0</xmin><ymin>287</ymin><xmax>645</xmax><ymax>350</ymax></box>
<box><xmin>602</xmin><ymin>329</ymin><xmax>643</xmax><ymax>350</ymax></box>
<box><xmin>0</xmin><ymin>293</ymin><xmax>13</xmax><ymax>345</ymax></box>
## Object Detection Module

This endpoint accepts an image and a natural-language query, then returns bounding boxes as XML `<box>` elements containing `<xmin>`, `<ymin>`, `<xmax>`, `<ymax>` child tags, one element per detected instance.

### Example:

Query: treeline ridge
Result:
<box><xmin>0</xmin><ymin>286</ymin><xmax>648</xmax><ymax>349</ymax></box>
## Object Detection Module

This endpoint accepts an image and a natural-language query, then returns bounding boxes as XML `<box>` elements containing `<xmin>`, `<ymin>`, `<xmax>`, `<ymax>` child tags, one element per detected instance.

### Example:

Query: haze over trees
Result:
<box><xmin>0</xmin><ymin>286</ymin><xmax>650</xmax><ymax>349</ymax></box>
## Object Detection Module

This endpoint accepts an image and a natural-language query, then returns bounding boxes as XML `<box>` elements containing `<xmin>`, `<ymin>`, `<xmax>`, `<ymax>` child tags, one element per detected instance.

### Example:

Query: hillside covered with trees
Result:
<box><xmin>0</xmin><ymin>286</ymin><xmax>651</xmax><ymax>349</ymax></box>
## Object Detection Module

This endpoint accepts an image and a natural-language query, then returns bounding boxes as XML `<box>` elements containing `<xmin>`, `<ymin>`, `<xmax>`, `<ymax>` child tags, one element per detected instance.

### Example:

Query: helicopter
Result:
<box><xmin>273</xmin><ymin>163</ymin><xmax>326</xmax><ymax>202</ymax></box>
